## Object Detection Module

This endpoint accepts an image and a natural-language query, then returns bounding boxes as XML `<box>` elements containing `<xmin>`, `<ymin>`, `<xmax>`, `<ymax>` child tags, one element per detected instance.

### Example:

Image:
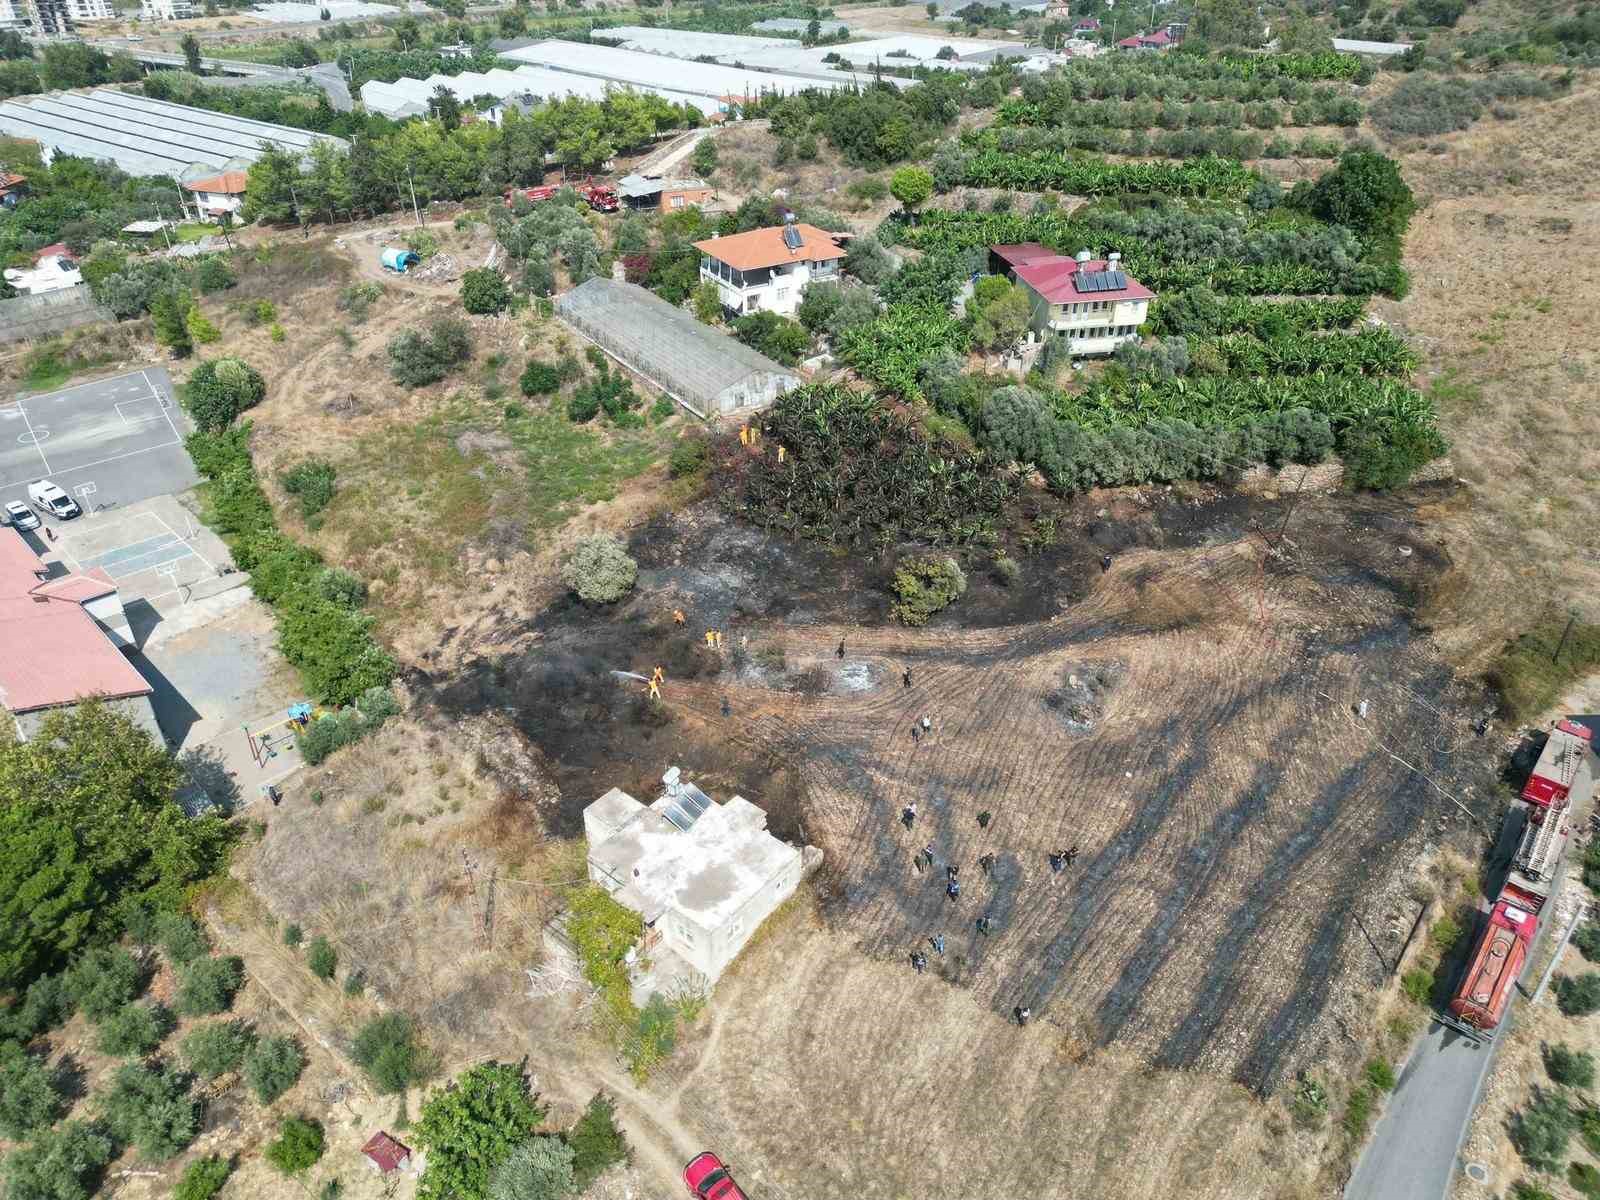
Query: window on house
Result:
<box><xmin>776</xmin><ymin>288</ymin><xmax>789</xmax><ymax>303</ymax></box>
<box><xmin>670</xmin><ymin>195</ymin><xmax>685</xmax><ymax>208</ymax></box>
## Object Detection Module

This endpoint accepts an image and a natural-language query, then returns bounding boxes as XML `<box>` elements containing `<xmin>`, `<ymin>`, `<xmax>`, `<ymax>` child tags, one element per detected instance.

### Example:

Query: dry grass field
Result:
<box><xmin>1376</xmin><ymin>78</ymin><xmax>1600</xmax><ymax>675</ymax></box>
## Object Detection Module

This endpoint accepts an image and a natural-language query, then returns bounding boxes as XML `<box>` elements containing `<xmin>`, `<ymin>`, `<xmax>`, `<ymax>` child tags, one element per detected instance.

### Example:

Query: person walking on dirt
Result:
<box><xmin>903</xmin><ymin>668</ymin><xmax>913</xmax><ymax>690</ymax></box>
<box><xmin>720</xmin><ymin>696</ymin><xmax>732</xmax><ymax>717</ymax></box>
<box><xmin>1065</xmin><ymin>845</ymin><xmax>1079</xmax><ymax>867</ymax></box>
<box><xmin>979</xmin><ymin>852</ymin><xmax>996</xmax><ymax>876</ymax></box>
<box><xmin>1100</xmin><ymin>554</ymin><xmax>1112</xmax><ymax>572</ymax></box>
<box><xmin>913</xmin><ymin>852</ymin><xmax>925</xmax><ymax>873</ymax></box>
<box><xmin>977</xmin><ymin>810</ymin><xmax>992</xmax><ymax>830</ymax></box>
<box><xmin>902</xmin><ymin>802</ymin><xmax>918</xmax><ymax>830</ymax></box>
<box><xmin>921</xmin><ymin>715</ymin><xmax>932</xmax><ymax>735</ymax></box>
<box><xmin>1049</xmin><ymin>851</ymin><xmax>1065</xmax><ymax>875</ymax></box>
<box><xmin>930</xmin><ymin>934</ymin><xmax>945</xmax><ymax>956</ymax></box>
<box><xmin>946</xmin><ymin>878</ymin><xmax>961</xmax><ymax>901</ymax></box>
<box><xmin>911</xmin><ymin>951</ymin><xmax>928</xmax><ymax>974</ymax></box>
<box><xmin>977</xmin><ymin>916</ymin><xmax>993</xmax><ymax>936</ymax></box>
<box><xmin>837</xmin><ymin>638</ymin><xmax>846</xmax><ymax>659</ymax></box>
<box><xmin>911</xmin><ymin>724</ymin><xmax>921</xmax><ymax>746</ymax></box>
<box><xmin>946</xmin><ymin>864</ymin><xmax>959</xmax><ymax>883</ymax></box>
<box><xmin>1014</xmin><ymin>1005</ymin><xmax>1031</xmax><ymax>1026</ymax></box>
<box><xmin>923</xmin><ymin>842</ymin><xmax>936</xmax><ymax>868</ymax></box>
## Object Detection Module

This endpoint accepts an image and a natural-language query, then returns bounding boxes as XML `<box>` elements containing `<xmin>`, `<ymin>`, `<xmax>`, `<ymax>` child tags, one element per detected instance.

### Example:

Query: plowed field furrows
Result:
<box><xmin>427</xmin><ymin>492</ymin><xmax>1496</xmax><ymax>1200</ymax></box>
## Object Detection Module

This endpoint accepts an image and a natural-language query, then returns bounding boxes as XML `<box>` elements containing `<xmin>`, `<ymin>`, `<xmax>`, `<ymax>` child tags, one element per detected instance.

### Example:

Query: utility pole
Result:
<box><xmin>287</xmin><ymin>179</ymin><xmax>307</xmax><ymax>238</ymax></box>
<box><xmin>405</xmin><ymin>164</ymin><xmax>421</xmax><ymax>225</ymax></box>
<box><xmin>152</xmin><ymin>201</ymin><xmax>172</xmax><ymax>250</ymax></box>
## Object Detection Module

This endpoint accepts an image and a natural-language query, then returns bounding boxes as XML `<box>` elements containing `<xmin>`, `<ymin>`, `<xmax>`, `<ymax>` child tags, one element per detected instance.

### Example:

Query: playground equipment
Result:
<box><xmin>245</xmin><ymin>702</ymin><xmax>314</xmax><ymax>768</ymax></box>
<box><xmin>381</xmin><ymin>247</ymin><xmax>421</xmax><ymax>273</ymax></box>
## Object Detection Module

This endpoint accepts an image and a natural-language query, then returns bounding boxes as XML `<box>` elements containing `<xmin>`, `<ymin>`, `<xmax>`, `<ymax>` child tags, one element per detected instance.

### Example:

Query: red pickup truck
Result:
<box><xmin>683</xmin><ymin>1152</ymin><xmax>748</xmax><ymax>1200</ymax></box>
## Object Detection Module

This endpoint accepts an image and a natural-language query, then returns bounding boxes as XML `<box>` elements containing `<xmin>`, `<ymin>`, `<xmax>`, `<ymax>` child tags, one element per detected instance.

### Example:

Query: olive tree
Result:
<box><xmin>561</xmin><ymin>534</ymin><xmax>637</xmax><ymax>604</ymax></box>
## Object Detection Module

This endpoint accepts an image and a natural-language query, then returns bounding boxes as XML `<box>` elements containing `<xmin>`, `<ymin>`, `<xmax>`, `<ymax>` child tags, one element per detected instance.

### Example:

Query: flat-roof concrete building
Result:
<box><xmin>585</xmin><ymin>767</ymin><xmax>804</xmax><ymax>990</ymax></box>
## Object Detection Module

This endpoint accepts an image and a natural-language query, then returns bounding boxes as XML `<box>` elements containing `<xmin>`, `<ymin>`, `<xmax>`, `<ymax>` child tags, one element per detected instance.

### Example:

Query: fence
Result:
<box><xmin>0</xmin><ymin>288</ymin><xmax>113</xmax><ymax>346</ymax></box>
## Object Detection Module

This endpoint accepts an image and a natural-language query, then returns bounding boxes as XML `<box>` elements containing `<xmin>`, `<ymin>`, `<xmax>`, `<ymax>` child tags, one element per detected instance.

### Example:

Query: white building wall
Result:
<box><xmin>66</xmin><ymin>0</ymin><xmax>112</xmax><ymax>19</ymax></box>
<box><xmin>702</xmin><ymin>257</ymin><xmax>838</xmax><ymax>317</ymax></box>
<box><xmin>191</xmin><ymin>188</ymin><xmax>244</xmax><ymax>219</ymax></box>
<box><xmin>0</xmin><ymin>0</ymin><xmax>29</xmax><ymax>29</ymax></box>
<box><xmin>141</xmin><ymin>0</ymin><xmax>199</xmax><ymax>18</ymax></box>
<box><xmin>1023</xmin><ymin>284</ymin><xmax>1149</xmax><ymax>355</ymax></box>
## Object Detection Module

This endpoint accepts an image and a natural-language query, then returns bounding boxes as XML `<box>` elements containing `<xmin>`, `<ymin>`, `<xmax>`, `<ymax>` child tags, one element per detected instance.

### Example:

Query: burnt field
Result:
<box><xmin>418</xmin><ymin>480</ymin><xmax>1501</xmax><ymax>1098</ymax></box>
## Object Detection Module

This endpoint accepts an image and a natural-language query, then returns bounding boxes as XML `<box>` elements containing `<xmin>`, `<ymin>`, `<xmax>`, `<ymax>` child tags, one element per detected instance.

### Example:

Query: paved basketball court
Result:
<box><xmin>0</xmin><ymin>368</ymin><xmax>197</xmax><ymax>516</ymax></box>
<box><xmin>53</xmin><ymin>499</ymin><xmax>227</xmax><ymax>611</ymax></box>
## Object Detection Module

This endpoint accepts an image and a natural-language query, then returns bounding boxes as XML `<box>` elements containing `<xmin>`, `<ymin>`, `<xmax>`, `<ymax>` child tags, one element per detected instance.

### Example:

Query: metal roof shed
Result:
<box><xmin>556</xmin><ymin>278</ymin><xmax>799</xmax><ymax>419</ymax></box>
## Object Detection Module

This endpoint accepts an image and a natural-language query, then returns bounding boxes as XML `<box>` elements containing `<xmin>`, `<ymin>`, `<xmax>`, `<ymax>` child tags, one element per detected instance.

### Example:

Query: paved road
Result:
<box><xmin>1344</xmin><ymin>1018</ymin><xmax>1498</xmax><ymax>1200</ymax></box>
<box><xmin>109</xmin><ymin>49</ymin><xmax>354</xmax><ymax>110</ymax></box>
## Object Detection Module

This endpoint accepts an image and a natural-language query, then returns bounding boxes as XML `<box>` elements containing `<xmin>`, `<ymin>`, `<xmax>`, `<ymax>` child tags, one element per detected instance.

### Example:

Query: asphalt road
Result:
<box><xmin>1344</xmin><ymin>1018</ymin><xmax>1497</xmax><ymax>1200</ymax></box>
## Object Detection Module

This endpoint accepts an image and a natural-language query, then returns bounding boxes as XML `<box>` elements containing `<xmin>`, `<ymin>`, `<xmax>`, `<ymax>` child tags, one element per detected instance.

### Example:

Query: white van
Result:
<box><xmin>28</xmin><ymin>480</ymin><xmax>81</xmax><ymax>520</ymax></box>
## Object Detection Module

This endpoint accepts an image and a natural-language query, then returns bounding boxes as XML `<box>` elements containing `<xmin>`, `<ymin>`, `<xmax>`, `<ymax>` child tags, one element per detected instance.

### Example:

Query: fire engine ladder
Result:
<box><xmin>1548</xmin><ymin>737</ymin><xmax>1585</xmax><ymax>790</ymax></box>
<box><xmin>1515</xmin><ymin>809</ymin><xmax>1564</xmax><ymax>881</ymax></box>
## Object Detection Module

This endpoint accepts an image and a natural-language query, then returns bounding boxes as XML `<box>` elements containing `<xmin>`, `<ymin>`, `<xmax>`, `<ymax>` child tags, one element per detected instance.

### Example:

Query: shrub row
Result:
<box><xmin>186</xmin><ymin>425</ymin><xmax>395</xmax><ymax>706</ymax></box>
<box><xmin>998</xmin><ymin>93</ymin><xmax>1361</xmax><ymax>131</ymax></box>
<box><xmin>951</xmin><ymin>141</ymin><xmax>1258</xmax><ymax>198</ymax></box>
<box><xmin>1150</xmin><ymin>290</ymin><xmax>1367</xmax><ymax>336</ymax></box>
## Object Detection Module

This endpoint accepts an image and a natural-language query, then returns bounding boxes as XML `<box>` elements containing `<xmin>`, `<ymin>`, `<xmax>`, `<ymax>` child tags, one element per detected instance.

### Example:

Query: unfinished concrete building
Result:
<box><xmin>555</xmin><ymin>277</ymin><xmax>799</xmax><ymax>419</ymax></box>
<box><xmin>584</xmin><ymin>767</ymin><xmax>804</xmax><ymax>991</ymax></box>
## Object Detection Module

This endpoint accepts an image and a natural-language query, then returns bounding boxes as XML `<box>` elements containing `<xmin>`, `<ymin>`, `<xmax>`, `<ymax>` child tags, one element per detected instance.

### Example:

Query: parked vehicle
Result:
<box><xmin>504</xmin><ymin>177</ymin><xmax>619</xmax><ymax>213</ymax></box>
<box><xmin>3</xmin><ymin>499</ymin><xmax>39</xmax><ymax>529</ymax></box>
<box><xmin>1440</xmin><ymin>726</ymin><xmax>1591</xmax><ymax>1040</ymax></box>
<box><xmin>682</xmin><ymin>1152</ymin><xmax>748</xmax><ymax>1200</ymax></box>
<box><xmin>27</xmin><ymin>480</ymin><xmax>80</xmax><ymax>520</ymax></box>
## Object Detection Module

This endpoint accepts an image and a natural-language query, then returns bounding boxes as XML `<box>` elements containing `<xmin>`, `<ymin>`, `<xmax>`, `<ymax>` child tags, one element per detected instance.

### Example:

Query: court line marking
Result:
<box><xmin>152</xmin><ymin>511</ymin><xmax>216</xmax><ymax>576</ymax></box>
<box><xmin>142</xmin><ymin>369</ymin><xmax>183</xmax><ymax>445</ymax></box>
<box><xmin>15</xmin><ymin>399</ymin><xmax>51</xmax><ymax>475</ymax></box>
<box><xmin>0</xmin><ymin>439</ymin><xmax>184</xmax><ymax>491</ymax></box>
<box><xmin>115</xmin><ymin>398</ymin><xmax>166</xmax><ymax>425</ymax></box>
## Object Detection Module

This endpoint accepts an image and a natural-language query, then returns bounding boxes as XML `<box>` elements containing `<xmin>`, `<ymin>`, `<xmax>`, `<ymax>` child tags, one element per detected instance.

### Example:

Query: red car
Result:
<box><xmin>683</xmin><ymin>1152</ymin><xmax>748</xmax><ymax>1200</ymax></box>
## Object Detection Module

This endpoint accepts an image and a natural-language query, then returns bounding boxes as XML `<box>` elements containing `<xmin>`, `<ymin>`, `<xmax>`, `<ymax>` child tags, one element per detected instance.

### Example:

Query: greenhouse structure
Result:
<box><xmin>556</xmin><ymin>278</ymin><xmax>799</xmax><ymax>419</ymax></box>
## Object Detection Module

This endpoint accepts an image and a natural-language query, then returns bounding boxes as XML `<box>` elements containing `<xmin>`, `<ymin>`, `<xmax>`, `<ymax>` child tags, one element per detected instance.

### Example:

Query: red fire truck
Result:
<box><xmin>1440</xmin><ymin>725</ymin><xmax>1591</xmax><ymax>1040</ymax></box>
<box><xmin>503</xmin><ymin>177</ymin><xmax>619</xmax><ymax>213</ymax></box>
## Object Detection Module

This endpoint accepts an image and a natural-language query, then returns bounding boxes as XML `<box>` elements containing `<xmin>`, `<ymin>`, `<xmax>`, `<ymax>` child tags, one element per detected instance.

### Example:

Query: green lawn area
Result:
<box><xmin>175</xmin><ymin>223</ymin><xmax>215</xmax><ymax>243</ymax></box>
<box><xmin>503</xmin><ymin>405</ymin><xmax>668</xmax><ymax>531</ymax></box>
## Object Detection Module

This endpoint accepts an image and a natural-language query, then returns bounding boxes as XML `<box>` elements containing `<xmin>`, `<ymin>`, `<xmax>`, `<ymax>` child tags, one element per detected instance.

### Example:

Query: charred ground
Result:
<box><xmin>416</xmin><ymin>477</ymin><xmax>1499</xmax><ymax>1095</ymax></box>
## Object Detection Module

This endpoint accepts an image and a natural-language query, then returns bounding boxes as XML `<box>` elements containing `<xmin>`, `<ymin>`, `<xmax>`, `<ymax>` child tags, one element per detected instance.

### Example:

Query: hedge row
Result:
<box><xmin>186</xmin><ymin>426</ymin><xmax>395</xmax><ymax>707</ymax></box>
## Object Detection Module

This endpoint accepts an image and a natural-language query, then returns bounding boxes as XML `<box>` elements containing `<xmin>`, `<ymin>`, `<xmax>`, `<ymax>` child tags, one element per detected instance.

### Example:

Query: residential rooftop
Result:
<box><xmin>693</xmin><ymin>222</ymin><xmax>845</xmax><ymax>271</ymax></box>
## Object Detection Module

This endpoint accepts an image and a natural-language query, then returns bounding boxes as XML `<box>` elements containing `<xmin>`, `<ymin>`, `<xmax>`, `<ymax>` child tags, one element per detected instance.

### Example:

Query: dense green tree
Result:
<box><xmin>1303</xmin><ymin>150</ymin><xmax>1415</xmax><ymax>241</ymax></box>
<box><xmin>63</xmin><ymin>947</ymin><xmax>142</xmax><ymax>1022</ymax></box>
<box><xmin>180</xmin><ymin>34</ymin><xmax>203</xmax><ymax>74</ymax></box>
<box><xmin>460</xmin><ymin>267</ymin><xmax>510</xmax><ymax>314</ymax></box>
<box><xmin>101</xmin><ymin>1063</ymin><xmax>200</xmax><ymax>1161</ymax></box>
<box><xmin>889</xmin><ymin>166</ymin><xmax>933</xmax><ymax>216</ymax></box>
<box><xmin>175</xmin><ymin>955</ymin><xmax>244</xmax><ymax>1016</ymax></box>
<box><xmin>0</xmin><ymin>704</ymin><xmax>227</xmax><ymax>992</ymax></box>
<box><xmin>306</xmin><ymin>936</ymin><xmax>337</xmax><ymax>981</ymax></box>
<box><xmin>569</xmin><ymin>1092</ymin><xmax>630</xmax><ymax>1189</ymax></box>
<box><xmin>184</xmin><ymin>356</ymin><xmax>266</xmax><ymax>432</ymax></box>
<box><xmin>560</xmin><ymin>535</ymin><xmax>637</xmax><ymax>604</ymax></box>
<box><xmin>1191</xmin><ymin>0</ymin><xmax>1266</xmax><ymax>46</ymax></box>
<box><xmin>181</xmin><ymin>1019</ymin><xmax>257</xmax><ymax>1079</ymax></box>
<box><xmin>243</xmin><ymin>1034</ymin><xmax>306</xmax><ymax>1103</ymax></box>
<box><xmin>0</xmin><ymin>1042</ymin><xmax>67</xmax><ymax>1138</ymax></box>
<box><xmin>265</xmin><ymin>1116</ymin><xmax>325</xmax><ymax>1174</ymax></box>
<box><xmin>486</xmin><ymin>1136</ymin><xmax>574</xmax><ymax>1200</ymax></box>
<box><xmin>352</xmin><ymin>1012</ymin><xmax>425</xmax><ymax>1094</ymax></box>
<box><xmin>0</xmin><ymin>1120</ymin><xmax>114</xmax><ymax>1200</ymax></box>
<box><xmin>150</xmin><ymin>288</ymin><xmax>194</xmax><ymax>357</ymax></box>
<box><xmin>95</xmin><ymin>1001</ymin><xmax>174</xmax><ymax>1057</ymax></box>
<box><xmin>690</xmin><ymin>136</ymin><xmax>719</xmax><ymax>178</ymax></box>
<box><xmin>415</xmin><ymin>1061</ymin><xmax>546</xmax><ymax>1200</ymax></box>
<box><xmin>173</xmin><ymin>1156</ymin><xmax>232</xmax><ymax>1200</ymax></box>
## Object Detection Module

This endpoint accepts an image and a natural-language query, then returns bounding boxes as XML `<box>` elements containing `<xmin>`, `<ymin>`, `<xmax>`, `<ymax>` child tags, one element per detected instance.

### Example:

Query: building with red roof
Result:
<box><xmin>1118</xmin><ymin>29</ymin><xmax>1176</xmax><ymax>49</ymax></box>
<box><xmin>0</xmin><ymin>171</ymin><xmax>26</xmax><ymax>209</ymax></box>
<box><xmin>994</xmin><ymin>245</ymin><xmax>1154</xmax><ymax>356</ymax></box>
<box><xmin>182</xmin><ymin>170</ymin><xmax>249</xmax><ymax>222</ymax></box>
<box><xmin>0</xmin><ymin>528</ymin><xmax>154</xmax><ymax>741</ymax></box>
<box><xmin>694</xmin><ymin>222</ymin><xmax>845</xmax><ymax>317</ymax></box>
<box><xmin>361</xmin><ymin>1132</ymin><xmax>412</xmax><ymax>1174</ymax></box>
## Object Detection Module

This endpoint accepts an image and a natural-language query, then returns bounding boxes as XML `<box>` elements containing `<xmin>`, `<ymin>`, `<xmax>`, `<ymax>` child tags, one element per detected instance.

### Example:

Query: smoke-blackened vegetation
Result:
<box><xmin>720</xmin><ymin>384</ymin><xmax>1016</xmax><ymax>548</ymax></box>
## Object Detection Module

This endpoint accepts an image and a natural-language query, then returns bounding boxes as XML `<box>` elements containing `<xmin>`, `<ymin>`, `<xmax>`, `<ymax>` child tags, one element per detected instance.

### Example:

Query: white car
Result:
<box><xmin>3</xmin><ymin>500</ymin><xmax>39</xmax><ymax>530</ymax></box>
<box><xmin>27</xmin><ymin>480</ymin><xmax>81</xmax><ymax>520</ymax></box>
<box><xmin>126</xmin><ymin>33</ymin><xmax>143</xmax><ymax>40</ymax></box>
